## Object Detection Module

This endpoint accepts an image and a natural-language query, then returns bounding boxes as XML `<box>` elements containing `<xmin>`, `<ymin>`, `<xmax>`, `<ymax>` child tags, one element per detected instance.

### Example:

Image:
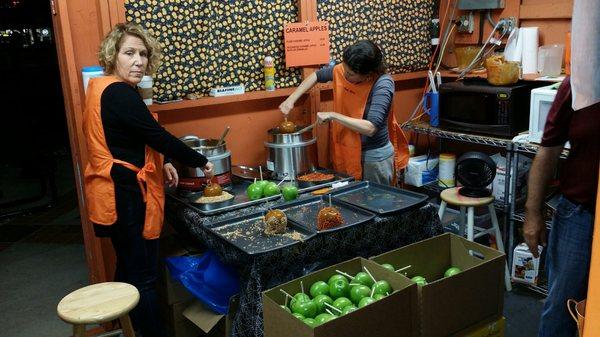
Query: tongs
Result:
<box><xmin>296</xmin><ymin>122</ymin><xmax>316</xmax><ymax>134</ymax></box>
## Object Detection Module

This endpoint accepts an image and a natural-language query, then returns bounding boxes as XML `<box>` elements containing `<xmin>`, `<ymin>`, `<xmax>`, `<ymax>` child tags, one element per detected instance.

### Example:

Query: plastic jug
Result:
<box><xmin>537</xmin><ymin>44</ymin><xmax>564</xmax><ymax>77</ymax></box>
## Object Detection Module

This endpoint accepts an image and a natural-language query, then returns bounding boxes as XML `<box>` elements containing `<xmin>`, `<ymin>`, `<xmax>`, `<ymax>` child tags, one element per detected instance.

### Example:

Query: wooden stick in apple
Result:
<box><xmin>279</xmin><ymin>289</ymin><xmax>294</xmax><ymax>301</ymax></box>
<box><xmin>301</xmin><ymin>280</ymin><xmax>305</xmax><ymax>294</ymax></box>
<box><xmin>259</xmin><ymin>166</ymin><xmax>263</xmax><ymax>181</ymax></box>
<box><xmin>396</xmin><ymin>265</ymin><xmax>412</xmax><ymax>273</ymax></box>
<box><xmin>335</xmin><ymin>270</ymin><xmax>353</xmax><ymax>279</ymax></box>
<box><xmin>325</xmin><ymin>308</ymin><xmax>335</xmax><ymax>316</ymax></box>
<box><xmin>328</xmin><ymin>194</ymin><xmax>332</xmax><ymax>208</ymax></box>
<box><xmin>324</xmin><ymin>302</ymin><xmax>342</xmax><ymax>314</ymax></box>
<box><xmin>363</xmin><ymin>267</ymin><xmax>377</xmax><ymax>283</ymax></box>
<box><xmin>277</xmin><ymin>175</ymin><xmax>288</xmax><ymax>187</ymax></box>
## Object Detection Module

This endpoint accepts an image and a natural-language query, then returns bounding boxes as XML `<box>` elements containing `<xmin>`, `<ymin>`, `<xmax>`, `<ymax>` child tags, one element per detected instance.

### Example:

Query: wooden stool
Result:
<box><xmin>438</xmin><ymin>187</ymin><xmax>512</xmax><ymax>291</ymax></box>
<box><xmin>57</xmin><ymin>282</ymin><xmax>140</xmax><ymax>337</ymax></box>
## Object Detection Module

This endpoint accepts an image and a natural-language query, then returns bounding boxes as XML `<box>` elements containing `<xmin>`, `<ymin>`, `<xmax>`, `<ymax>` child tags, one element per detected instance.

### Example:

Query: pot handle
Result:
<box><xmin>179</xmin><ymin>134</ymin><xmax>200</xmax><ymax>142</ymax></box>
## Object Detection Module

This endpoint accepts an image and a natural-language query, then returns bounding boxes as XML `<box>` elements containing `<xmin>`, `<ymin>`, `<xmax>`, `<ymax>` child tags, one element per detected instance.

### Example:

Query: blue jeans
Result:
<box><xmin>538</xmin><ymin>196</ymin><xmax>593</xmax><ymax>337</ymax></box>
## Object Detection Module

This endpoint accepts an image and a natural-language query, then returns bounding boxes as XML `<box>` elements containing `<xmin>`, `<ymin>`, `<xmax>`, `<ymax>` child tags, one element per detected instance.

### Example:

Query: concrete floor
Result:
<box><xmin>0</xmin><ymin>156</ymin><xmax>545</xmax><ymax>337</ymax></box>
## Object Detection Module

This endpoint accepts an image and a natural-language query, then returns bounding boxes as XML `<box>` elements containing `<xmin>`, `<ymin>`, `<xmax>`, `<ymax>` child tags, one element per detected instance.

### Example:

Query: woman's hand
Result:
<box><xmin>279</xmin><ymin>98</ymin><xmax>295</xmax><ymax>116</ymax></box>
<box><xmin>203</xmin><ymin>162</ymin><xmax>215</xmax><ymax>178</ymax></box>
<box><xmin>163</xmin><ymin>162</ymin><xmax>179</xmax><ymax>188</ymax></box>
<box><xmin>317</xmin><ymin>112</ymin><xmax>337</xmax><ymax>124</ymax></box>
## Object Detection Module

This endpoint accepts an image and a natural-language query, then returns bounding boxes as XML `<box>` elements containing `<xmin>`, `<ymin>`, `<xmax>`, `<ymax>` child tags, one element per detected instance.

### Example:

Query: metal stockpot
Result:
<box><xmin>264</xmin><ymin>125</ymin><xmax>317</xmax><ymax>180</ymax></box>
<box><xmin>175</xmin><ymin>135</ymin><xmax>232</xmax><ymax>191</ymax></box>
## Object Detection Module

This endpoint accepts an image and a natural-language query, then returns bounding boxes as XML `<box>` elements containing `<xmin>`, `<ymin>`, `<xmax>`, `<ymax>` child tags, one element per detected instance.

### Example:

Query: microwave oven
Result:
<box><xmin>528</xmin><ymin>84</ymin><xmax>559</xmax><ymax>143</ymax></box>
<box><xmin>439</xmin><ymin>79</ymin><xmax>547</xmax><ymax>137</ymax></box>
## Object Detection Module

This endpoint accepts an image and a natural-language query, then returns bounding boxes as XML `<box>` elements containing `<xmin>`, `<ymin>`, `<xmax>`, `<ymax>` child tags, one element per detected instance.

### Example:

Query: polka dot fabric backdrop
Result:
<box><xmin>125</xmin><ymin>0</ymin><xmax>303</xmax><ymax>102</ymax></box>
<box><xmin>125</xmin><ymin>0</ymin><xmax>434</xmax><ymax>102</ymax></box>
<box><xmin>317</xmin><ymin>0</ymin><xmax>434</xmax><ymax>74</ymax></box>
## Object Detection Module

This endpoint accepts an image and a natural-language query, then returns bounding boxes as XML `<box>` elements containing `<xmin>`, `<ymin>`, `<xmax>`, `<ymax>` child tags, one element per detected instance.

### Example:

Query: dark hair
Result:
<box><xmin>342</xmin><ymin>40</ymin><xmax>387</xmax><ymax>76</ymax></box>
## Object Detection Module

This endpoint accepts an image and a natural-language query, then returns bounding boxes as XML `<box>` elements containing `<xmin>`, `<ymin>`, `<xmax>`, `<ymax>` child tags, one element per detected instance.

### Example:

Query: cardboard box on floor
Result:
<box><xmin>263</xmin><ymin>257</ymin><xmax>419</xmax><ymax>337</ymax></box>
<box><xmin>451</xmin><ymin>316</ymin><xmax>505</xmax><ymax>337</ymax></box>
<box><xmin>371</xmin><ymin>233</ymin><xmax>505</xmax><ymax>337</ymax></box>
<box><xmin>167</xmin><ymin>296</ymin><xmax>238</xmax><ymax>337</ymax></box>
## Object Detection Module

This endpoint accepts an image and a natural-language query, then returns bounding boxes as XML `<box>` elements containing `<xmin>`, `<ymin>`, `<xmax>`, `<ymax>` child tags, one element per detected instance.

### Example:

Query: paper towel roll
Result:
<box><xmin>504</xmin><ymin>28</ymin><xmax>522</xmax><ymax>62</ymax></box>
<box><xmin>521</xmin><ymin>27</ymin><xmax>539</xmax><ymax>74</ymax></box>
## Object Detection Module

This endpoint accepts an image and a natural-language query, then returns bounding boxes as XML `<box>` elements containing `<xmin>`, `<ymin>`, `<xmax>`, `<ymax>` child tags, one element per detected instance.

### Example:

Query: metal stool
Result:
<box><xmin>57</xmin><ymin>282</ymin><xmax>139</xmax><ymax>337</ymax></box>
<box><xmin>438</xmin><ymin>187</ymin><xmax>512</xmax><ymax>291</ymax></box>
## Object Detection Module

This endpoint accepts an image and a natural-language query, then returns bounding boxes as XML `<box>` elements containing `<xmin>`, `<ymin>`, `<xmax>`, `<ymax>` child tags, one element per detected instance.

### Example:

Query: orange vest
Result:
<box><xmin>83</xmin><ymin>76</ymin><xmax>165</xmax><ymax>240</ymax></box>
<box><xmin>330</xmin><ymin>65</ymin><xmax>409</xmax><ymax>181</ymax></box>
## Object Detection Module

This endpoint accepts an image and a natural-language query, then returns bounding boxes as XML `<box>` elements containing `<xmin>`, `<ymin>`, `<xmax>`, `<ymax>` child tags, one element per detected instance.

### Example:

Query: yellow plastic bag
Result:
<box><xmin>484</xmin><ymin>55</ymin><xmax>520</xmax><ymax>86</ymax></box>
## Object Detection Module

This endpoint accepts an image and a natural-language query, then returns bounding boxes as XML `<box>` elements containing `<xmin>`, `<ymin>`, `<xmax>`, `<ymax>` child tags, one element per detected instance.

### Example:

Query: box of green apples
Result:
<box><xmin>370</xmin><ymin>233</ymin><xmax>505</xmax><ymax>337</ymax></box>
<box><xmin>262</xmin><ymin>257</ymin><xmax>419</xmax><ymax>337</ymax></box>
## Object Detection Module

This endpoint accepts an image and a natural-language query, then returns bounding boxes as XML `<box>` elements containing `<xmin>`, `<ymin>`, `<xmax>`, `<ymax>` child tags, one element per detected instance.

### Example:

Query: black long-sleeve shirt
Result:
<box><xmin>100</xmin><ymin>82</ymin><xmax>207</xmax><ymax>187</ymax></box>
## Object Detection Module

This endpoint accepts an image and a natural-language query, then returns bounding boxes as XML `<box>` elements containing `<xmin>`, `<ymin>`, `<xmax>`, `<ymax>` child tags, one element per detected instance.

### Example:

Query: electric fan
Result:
<box><xmin>456</xmin><ymin>152</ymin><xmax>496</xmax><ymax>198</ymax></box>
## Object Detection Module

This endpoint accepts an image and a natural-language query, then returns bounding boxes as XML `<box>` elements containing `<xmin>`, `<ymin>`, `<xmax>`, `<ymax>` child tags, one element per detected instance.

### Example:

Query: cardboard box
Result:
<box><xmin>371</xmin><ymin>233</ymin><xmax>505</xmax><ymax>337</ymax></box>
<box><xmin>167</xmin><ymin>296</ymin><xmax>238</xmax><ymax>337</ymax></box>
<box><xmin>263</xmin><ymin>257</ymin><xmax>419</xmax><ymax>337</ymax></box>
<box><xmin>451</xmin><ymin>316</ymin><xmax>505</xmax><ymax>337</ymax></box>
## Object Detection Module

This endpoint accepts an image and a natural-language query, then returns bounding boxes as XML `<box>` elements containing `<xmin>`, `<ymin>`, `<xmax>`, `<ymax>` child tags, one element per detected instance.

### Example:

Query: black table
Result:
<box><xmin>166</xmin><ymin>194</ymin><xmax>443</xmax><ymax>337</ymax></box>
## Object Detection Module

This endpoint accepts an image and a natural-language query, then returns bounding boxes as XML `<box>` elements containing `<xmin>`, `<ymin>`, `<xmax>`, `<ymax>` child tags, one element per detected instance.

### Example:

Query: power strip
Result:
<box><xmin>209</xmin><ymin>84</ymin><xmax>245</xmax><ymax>97</ymax></box>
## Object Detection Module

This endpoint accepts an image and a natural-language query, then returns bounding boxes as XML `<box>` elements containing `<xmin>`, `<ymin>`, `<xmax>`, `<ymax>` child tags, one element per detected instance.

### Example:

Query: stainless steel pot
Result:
<box><xmin>175</xmin><ymin>135</ymin><xmax>232</xmax><ymax>191</ymax></box>
<box><xmin>264</xmin><ymin>125</ymin><xmax>317</xmax><ymax>180</ymax></box>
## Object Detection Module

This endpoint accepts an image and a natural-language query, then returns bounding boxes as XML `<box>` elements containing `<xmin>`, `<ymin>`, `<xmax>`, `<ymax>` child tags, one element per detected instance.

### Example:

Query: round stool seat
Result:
<box><xmin>440</xmin><ymin>187</ymin><xmax>494</xmax><ymax>207</ymax></box>
<box><xmin>57</xmin><ymin>282</ymin><xmax>139</xmax><ymax>325</ymax></box>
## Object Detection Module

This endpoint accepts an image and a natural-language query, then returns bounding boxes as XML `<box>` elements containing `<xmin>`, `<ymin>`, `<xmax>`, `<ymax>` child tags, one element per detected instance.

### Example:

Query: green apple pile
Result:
<box><xmin>246</xmin><ymin>179</ymin><xmax>299</xmax><ymax>201</ymax></box>
<box><xmin>279</xmin><ymin>271</ymin><xmax>393</xmax><ymax>328</ymax></box>
<box><xmin>375</xmin><ymin>262</ymin><xmax>462</xmax><ymax>286</ymax></box>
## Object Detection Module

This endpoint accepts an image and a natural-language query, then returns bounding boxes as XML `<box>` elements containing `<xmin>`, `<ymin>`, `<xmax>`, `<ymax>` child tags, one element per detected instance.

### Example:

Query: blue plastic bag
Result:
<box><xmin>165</xmin><ymin>250</ymin><xmax>240</xmax><ymax>314</ymax></box>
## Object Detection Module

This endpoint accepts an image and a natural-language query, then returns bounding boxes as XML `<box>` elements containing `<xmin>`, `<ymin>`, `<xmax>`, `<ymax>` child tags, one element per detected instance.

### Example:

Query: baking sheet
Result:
<box><xmin>330</xmin><ymin>181</ymin><xmax>429</xmax><ymax>215</ymax></box>
<box><xmin>206</xmin><ymin>211</ymin><xmax>316</xmax><ymax>255</ymax></box>
<box><xmin>275</xmin><ymin>195</ymin><xmax>375</xmax><ymax>233</ymax></box>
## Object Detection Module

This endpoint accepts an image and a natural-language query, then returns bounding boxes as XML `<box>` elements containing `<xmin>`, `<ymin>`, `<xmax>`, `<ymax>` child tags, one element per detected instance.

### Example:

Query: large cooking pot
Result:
<box><xmin>175</xmin><ymin>135</ymin><xmax>232</xmax><ymax>192</ymax></box>
<box><xmin>264</xmin><ymin>125</ymin><xmax>317</xmax><ymax>180</ymax></box>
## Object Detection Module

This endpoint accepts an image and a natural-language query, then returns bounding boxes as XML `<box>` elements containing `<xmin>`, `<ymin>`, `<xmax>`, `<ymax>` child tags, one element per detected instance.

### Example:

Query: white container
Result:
<box><xmin>404</xmin><ymin>154</ymin><xmax>438</xmax><ymax>187</ymax></box>
<box><xmin>511</xmin><ymin>243</ymin><xmax>543</xmax><ymax>285</ymax></box>
<box><xmin>137</xmin><ymin>75</ymin><xmax>153</xmax><ymax>105</ymax></box>
<box><xmin>537</xmin><ymin>44</ymin><xmax>564</xmax><ymax>77</ymax></box>
<box><xmin>438</xmin><ymin>153</ymin><xmax>456</xmax><ymax>187</ymax></box>
<box><xmin>81</xmin><ymin>66</ymin><xmax>104</xmax><ymax>94</ymax></box>
<box><xmin>529</xmin><ymin>84</ymin><xmax>558</xmax><ymax>144</ymax></box>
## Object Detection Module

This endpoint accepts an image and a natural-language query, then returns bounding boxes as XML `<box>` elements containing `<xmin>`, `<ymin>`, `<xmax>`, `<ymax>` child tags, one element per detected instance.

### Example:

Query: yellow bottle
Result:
<box><xmin>264</xmin><ymin>56</ymin><xmax>275</xmax><ymax>91</ymax></box>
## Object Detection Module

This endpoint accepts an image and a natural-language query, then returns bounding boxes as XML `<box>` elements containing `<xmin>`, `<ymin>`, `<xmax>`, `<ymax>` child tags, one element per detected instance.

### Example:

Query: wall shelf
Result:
<box><xmin>402</xmin><ymin>121</ymin><xmax>513</xmax><ymax>149</ymax></box>
<box><xmin>316</xmin><ymin>71</ymin><xmax>428</xmax><ymax>91</ymax></box>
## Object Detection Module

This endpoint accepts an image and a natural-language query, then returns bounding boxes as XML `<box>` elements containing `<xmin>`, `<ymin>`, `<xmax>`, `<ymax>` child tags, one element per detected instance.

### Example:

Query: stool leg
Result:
<box><xmin>459</xmin><ymin>206</ymin><xmax>466</xmax><ymax>237</ymax></box>
<box><xmin>488</xmin><ymin>204</ymin><xmax>512</xmax><ymax>292</ymax></box>
<box><xmin>438</xmin><ymin>201</ymin><xmax>447</xmax><ymax>222</ymax></box>
<box><xmin>467</xmin><ymin>207</ymin><xmax>475</xmax><ymax>241</ymax></box>
<box><xmin>73</xmin><ymin>324</ymin><xmax>86</xmax><ymax>337</ymax></box>
<box><xmin>119</xmin><ymin>314</ymin><xmax>136</xmax><ymax>337</ymax></box>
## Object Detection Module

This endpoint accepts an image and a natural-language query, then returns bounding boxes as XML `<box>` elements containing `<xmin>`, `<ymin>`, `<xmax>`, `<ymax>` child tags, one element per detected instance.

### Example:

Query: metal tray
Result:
<box><xmin>178</xmin><ymin>178</ymin><xmax>282</xmax><ymax>216</ymax></box>
<box><xmin>206</xmin><ymin>211</ymin><xmax>316</xmax><ymax>255</ymax></box>
<box><xmin>275</xmin><ymin>195</ymin><xmax>375</xmax><ymax>233</ymax></box>
<box><xmin>330</xmin><ymin>181</ymin><xmax>429</xmax><ymax>215</ymax></box>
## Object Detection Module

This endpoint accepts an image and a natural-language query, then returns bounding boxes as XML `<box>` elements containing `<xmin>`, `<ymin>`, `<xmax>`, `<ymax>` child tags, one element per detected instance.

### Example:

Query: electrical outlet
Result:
<box><xmin>500</xmin><ymin>16</ymin><xmax>517</xmax><ymax>35</ymax></box>
<box><xmin>457</xmin><ymin>12</ymin><xmax>474</xmax><ymax>34</ymax></box>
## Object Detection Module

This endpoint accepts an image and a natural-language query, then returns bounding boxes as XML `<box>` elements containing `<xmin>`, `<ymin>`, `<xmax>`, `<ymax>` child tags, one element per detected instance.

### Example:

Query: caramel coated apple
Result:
<box><xmin>264</xmin><ymin>209</ymin><xmax>288</xmax><ymax>235</ymax></box>
<box><xmin>279</xmin><ymin>120</ymin><xmax>296</xmax><ymax>134</ymax></box>
<box><xmin>203</xmin><ymin>183</ymin><xmax>223</xmax><ymax>197</ymax></box>
<box><xmin>317</xmin><ymin>206</ymin><xmax>344</xmax><ymax>230</ymax></box>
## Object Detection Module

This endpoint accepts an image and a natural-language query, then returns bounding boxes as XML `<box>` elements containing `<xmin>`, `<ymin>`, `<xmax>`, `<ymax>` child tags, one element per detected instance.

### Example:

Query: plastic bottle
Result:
<box><xmin>438</xmin><ymin>153</ymin><xmax>456</xmax><ymax>187</ymax></box>
<box><xmin>81</xmin><ymin>65</ymin><xmax>104</xmax><ymax>93</ymax></box>
<box><xmin>264</xmin><ymin>56</ymin><xmax>275</xmax><ymax>91</ymax></box>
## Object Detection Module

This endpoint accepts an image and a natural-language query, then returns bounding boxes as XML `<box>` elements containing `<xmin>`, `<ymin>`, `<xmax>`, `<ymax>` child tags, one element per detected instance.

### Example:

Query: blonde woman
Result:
<box><xmin>83</xmin><ymin>23</ymin><xmax>212</xmax><ymax>337</ymax></box>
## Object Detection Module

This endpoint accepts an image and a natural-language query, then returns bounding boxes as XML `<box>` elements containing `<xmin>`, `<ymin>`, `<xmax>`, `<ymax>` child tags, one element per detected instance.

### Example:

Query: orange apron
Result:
<box><xmin>83</xmin><ymin>76</ymin><xmax>165</xmax><ymax>240</ymax></box>
<box><xmin>330</xmin><ymin>65</ymin><xmax>409</xmax><ymax>181</ymax></box>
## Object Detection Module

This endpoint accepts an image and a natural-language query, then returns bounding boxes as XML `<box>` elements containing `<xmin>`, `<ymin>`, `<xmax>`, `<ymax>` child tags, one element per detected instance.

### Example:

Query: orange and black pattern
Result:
<box><xmin>125</xmin><ymin>0</ymin><xmax>302</xmax><ymax>102</ymax></box>
<box><xmin>125</xmin><ymin>0</ymin><xmax>433</xmax><ymax>102</ymax></box>
<box><xmin>317</xmin><ymin>0</ymin><xmax>434</xmax><ymax>74</ymax></box>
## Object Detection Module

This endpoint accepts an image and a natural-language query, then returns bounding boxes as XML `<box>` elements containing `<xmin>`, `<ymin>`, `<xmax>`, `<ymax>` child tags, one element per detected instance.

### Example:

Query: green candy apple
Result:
<box><xmin>373</xmin><ymin>293</ymin><xmax>387</xmax><ymax>301</ymax></box>
<box><xmin>444</xmin><ymin>267</ymin><xmax>462</xmax><ymax>277</ymax></box>
<box><xmin>292</xmin><ymin>313</ymin><xmax>305</xmax><ymax>320</ymax></box>
<box><xmin>255</xmin><ymin>179</ymin><xmax>269</xmax><ymax>190</ymax></box>
<box><xmin>381</xmin><ymin>263</ymin><xmax>395</xmax><ymax>272</ymax></box>
<box><xmin>341</xmin><ymin>305</ymin><xmax>358</xmax><ymax>315</ymax></box>
<box><xmin>327</xmin><ymin>274</ymin><xmax>347</xmax><ymax>285</ymax></box>
<box><xmin>411</xmin><ymin>276</ymin><xmax>427</xmax><ymax>286</ymax></box>
<box><xmin>372</xmin><ymin>280</ymin><xmax>392</xmax><ymax>296</ymax></box>
<box><xmin>291</xmin><ymin>299</ymin><xmax>317</xmax><ymax>319</ymax></box>
<box><xmin>263</xmin><ymin>181</ymin><xmax>281</xmax><ymax>197</ymax></box>
<box><xmin>246</xmin><ymin>182</ymin><xmax>263</xmax><ymax>200</ymax></box>
<box><xmin>312</xmin><ymin>294</ymin><xmax>333</xmax><ymax>314</ymax></box>
<box><xmin>328</xmin><ymin>278</ymin><xmax>350</xmax><ymax>299</ymax></box>
<box><xmin>281</xmin><ymin>183</ymin><xmax>299</xmax><ymax>201</ymax></box>
<box><xmin>280</xmin><ymin>305</ymin><xmax>291</xmax><ymax>313</ymax></box>
<box><xmin>303</xmin><ymin>318</ymin><xmax>318</xmax><ymax>328</ymax></box>
<box><xmin>332</xmin><ymin>297</ymin><xmax>353</xmax><ymax>312</ymax></box>
<box><xmin>349</xmin><ymin>285</ymin><xmax>371</xmax><ymax>305</ymax></box>
<box><xmin>290</xmin><ymin>293</ymin><xmax>311</xmax><ymax>308</ymax></box>
<box><xmin>309</xmin><ymin>281</ymin><xmax>330</xmax><ymax>298</ymax></box>
<box><xmin>352</xmin><ymin>272</ymin><xmax>374</xmax><ymax>287</ymax></box>
<box><xmin>358</xmin><ymin>297</ymin><xmax>376</xmax><ymax>308</ymax></box>
<box><xmin>314</xmin><ymin>313</ymin><xmax>335</xmax><ymax>325</ymax></box>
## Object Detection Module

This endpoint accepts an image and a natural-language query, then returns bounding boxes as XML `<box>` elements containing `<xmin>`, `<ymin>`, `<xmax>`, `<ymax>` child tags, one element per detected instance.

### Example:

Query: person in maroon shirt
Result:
<box><xmin>524</xmin><ymin>76</ymin><xmax>599</xmax><ymax>337</ymax></box>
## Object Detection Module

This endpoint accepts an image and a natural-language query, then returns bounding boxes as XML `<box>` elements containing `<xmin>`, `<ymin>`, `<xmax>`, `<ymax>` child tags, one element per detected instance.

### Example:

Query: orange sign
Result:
<box><xmin>284</xmin><ymin>21</ymin><xmax>330</xmax><ymax>67</ymax></box>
